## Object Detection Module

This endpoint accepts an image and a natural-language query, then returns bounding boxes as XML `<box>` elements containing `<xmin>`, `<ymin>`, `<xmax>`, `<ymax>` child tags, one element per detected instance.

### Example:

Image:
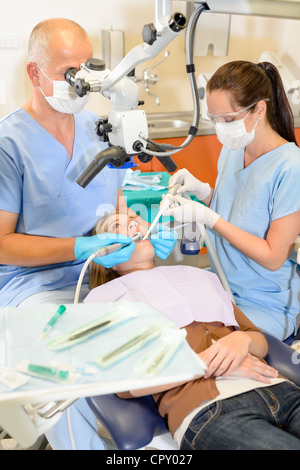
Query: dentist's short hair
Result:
<box><xmin>28</xmin><ymin>18</ymin><xmax>89</xmax><ymax>67</ymax></box>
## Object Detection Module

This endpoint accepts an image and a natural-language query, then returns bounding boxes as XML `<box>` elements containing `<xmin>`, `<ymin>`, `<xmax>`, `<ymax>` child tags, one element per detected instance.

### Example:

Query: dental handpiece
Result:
<box><xmin>167</xmin><ymin>183</ymin><xmax>182</xmax><ymax>196</ymax></box>
<box><xmin>142</xmin><ymin>183</ymin><xmax>183</xmax><ymax>240</ymax></box>
<box><xmin>94</xmin><ymin>232</ymin><xmax>142</xmax><ymax>258</ymax></box>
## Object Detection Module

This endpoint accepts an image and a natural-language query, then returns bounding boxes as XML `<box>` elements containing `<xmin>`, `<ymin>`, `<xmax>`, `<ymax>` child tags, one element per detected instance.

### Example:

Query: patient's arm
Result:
<box><xmin>227</xmin><ymin>353</ymin><xmax>278</xmax><ymax>383</ymax></box>
<box><xmin>119</xmin><ymin>308</ymin><xmax>271</xmax><ymax>398</ymax></box>
<box><xmin>118</xmin><ymin>350</ymin><xmax>277</xmax><ymax>399</ymax></box>
<box><xmin>199</xmin><ymin>330</ymin><xmax>269</xmax><ymax>379</ymax></box>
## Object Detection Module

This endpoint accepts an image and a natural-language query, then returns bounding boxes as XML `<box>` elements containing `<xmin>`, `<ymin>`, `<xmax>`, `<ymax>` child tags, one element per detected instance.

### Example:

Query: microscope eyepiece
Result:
<box><xmin>64</xmin><ymin>67</ymin><xmax>79</xmax><ymax>86</ymax></box>
<box><xmin>64</xmin><ymin>67</ymin><xmax>91</xmax><ymax>97</ymax></box>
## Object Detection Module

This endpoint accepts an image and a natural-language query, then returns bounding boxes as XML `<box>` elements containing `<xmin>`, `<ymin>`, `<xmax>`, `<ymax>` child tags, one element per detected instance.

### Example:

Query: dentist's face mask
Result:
<box><xmin>38</xmin><ymin>66</ymin><xmax>90</xmax><ymax>114</ymax></box>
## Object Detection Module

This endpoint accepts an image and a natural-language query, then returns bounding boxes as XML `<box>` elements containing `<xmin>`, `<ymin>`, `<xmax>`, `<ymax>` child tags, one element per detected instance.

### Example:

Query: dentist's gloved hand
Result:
<box><xmin>161</xmin><ymin>195</ymin><xmax>220</xmax><ymax>229</ymax></box>
<box><xmin>150</xmin><ymin>224</ymin><xmax>178</xmax><ymax>260</ymax></box>
<box><xmin>74</xmin><ymin>233</ymin><xmax>135</xmax><ymax>268</ymax></box>
<box><xmin>169</xmin><ymin>168</ymin><xmax>212</xmax><ymax>201</ymax></box>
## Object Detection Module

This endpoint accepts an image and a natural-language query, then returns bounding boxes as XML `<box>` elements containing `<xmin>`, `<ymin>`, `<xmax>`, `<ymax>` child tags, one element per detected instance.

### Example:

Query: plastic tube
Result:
<box><xmin>142</xmin><ymin>184</ymin><xmax>182</xmax><ymax>240</ymax></box>
<box><xmin>74</xmin><ymin>233</ymin><xmax>143</xmax><ymax>304</ymax></box>
<box><xmin>201</xmin><ymin>223</ymin><xmax>235</xmax><ymax>304</ymax></box>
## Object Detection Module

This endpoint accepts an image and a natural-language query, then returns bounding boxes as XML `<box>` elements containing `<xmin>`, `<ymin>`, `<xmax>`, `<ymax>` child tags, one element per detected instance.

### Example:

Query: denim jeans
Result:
<box><xmin>181</xmin><ymin>382</ymin><xmax>300</xmax><ymax>450</ymax></box>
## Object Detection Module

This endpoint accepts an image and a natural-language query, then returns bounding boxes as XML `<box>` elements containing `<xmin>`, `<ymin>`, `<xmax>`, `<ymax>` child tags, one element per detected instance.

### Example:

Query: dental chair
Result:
<box><xmin>1</xmin><ymin>234</ymin><xmax>298</xmax><ymax>451</ymax></box>
<box><xmin>2</xmin><ymin>328</ymin><xmax>298</xmax><ymax>451</ymax></box>
<box><xmin>86</xmin><ymin>394</ymin><xmax>169</xmax><ymax>450</ymax></box>
<box><xmin>86</xmin><ymin>331</ymin><xmax>300</xmax><ymax>450</ymax></box>
<box><xmin>85</xmin><ymin>232</ymin><xmax>300</xmax><ymax>451</ymax></box>
<box><xmin>284</xmin><ymin>236</ymin><xmax>300</xmax><ymax>346</ymax></box>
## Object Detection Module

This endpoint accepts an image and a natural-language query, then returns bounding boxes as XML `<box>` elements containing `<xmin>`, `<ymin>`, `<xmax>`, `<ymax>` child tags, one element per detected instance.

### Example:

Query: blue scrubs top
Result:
<box><xmin>0</xmin><ymin>108</ymin><xmax>126</xmax><ymax>306</ymax></box>
<box><xmin>208</xmin><ymin>143</ymin><xmax>300</xmax><ymax>334</ymax></box>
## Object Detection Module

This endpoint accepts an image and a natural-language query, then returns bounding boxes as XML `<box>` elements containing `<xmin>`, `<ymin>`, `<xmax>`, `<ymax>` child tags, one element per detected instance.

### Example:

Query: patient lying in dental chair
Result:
<box><xmin>82</xmin><ymin>211</ymin><xmax>300</xmax><ymax>450</ymax></box>
<box><xmin>86</xmin><ymin>211</ymin><xmax>239</xmax><ymax>329</ymax></box>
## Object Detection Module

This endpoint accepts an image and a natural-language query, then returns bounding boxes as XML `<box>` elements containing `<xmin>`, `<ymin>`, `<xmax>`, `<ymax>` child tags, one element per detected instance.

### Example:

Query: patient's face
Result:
<box><xmin>104</xmin><ymin>213</ymin><xmax>147</xmax><ymax>239</ymax></box>
<box><xmin>99</xmin><ymin>213</ymin><xmax>155</xmax><ymax>271</ymax></box>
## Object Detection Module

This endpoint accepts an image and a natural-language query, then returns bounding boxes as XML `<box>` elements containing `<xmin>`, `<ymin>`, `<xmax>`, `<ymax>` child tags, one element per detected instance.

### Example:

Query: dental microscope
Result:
<box><xmin>65</xmin><ymin>0</ymin><xmax>205</xmax><ymax>188</ymax></box>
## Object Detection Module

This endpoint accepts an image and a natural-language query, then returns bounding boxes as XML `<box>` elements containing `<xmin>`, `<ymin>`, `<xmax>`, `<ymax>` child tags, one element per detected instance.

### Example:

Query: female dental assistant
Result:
<box><xmin>163</xmin><ymin>60</ymin><xmax>300</xmax><ymax>341</ymax></box>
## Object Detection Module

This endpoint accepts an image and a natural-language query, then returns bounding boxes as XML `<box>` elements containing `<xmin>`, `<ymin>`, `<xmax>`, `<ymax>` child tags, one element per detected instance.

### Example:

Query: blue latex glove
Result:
<box><xmin>74</xmin><ymin>233</ymin><xmax>135</xmax><ymax>268</ymax></box>
<box><xmin>150</xmin><ymin>224</ymin><xmax>178</xmax><ymax>260</ymax></box>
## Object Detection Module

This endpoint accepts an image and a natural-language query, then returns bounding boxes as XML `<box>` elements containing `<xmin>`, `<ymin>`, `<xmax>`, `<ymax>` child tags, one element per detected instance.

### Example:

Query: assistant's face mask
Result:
<box><xmin>38</xmin><ymin>67</ymin><xmax>90</xmax><ymax>114</ymax></box>
<box><xmin>215</xmin><ymin>111</ymin><xmax>259</xmax><ymax>150</ymax></box>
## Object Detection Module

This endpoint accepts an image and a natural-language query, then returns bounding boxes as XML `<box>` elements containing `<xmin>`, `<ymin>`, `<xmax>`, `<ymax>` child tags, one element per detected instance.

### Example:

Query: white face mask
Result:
<box><xmin>38</xmin><ymin>67</ymin><xmax>90</xmax><ymax>114</ymax></box>
<box><xmin>215</xmin><ymin>111</ymin><xmax>259</xmax><ymax>150</ymax></box>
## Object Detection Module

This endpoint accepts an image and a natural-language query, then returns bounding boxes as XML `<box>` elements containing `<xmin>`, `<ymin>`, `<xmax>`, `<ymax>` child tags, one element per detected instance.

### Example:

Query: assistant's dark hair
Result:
<box><xmin>207</xmin><ymin>60</ymin><xmax>297</xmax><ymax>146</ymax></box>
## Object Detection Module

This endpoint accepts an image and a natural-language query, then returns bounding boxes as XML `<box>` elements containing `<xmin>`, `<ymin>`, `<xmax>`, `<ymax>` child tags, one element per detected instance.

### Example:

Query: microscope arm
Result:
<box><xmin>101</xmin><ymin>11</ymin><xmax>185</xmax><ymax>92</ymax></box>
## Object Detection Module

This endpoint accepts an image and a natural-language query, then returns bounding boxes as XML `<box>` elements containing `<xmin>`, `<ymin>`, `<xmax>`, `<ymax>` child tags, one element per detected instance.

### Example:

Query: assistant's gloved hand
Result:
<box><xmin>150</xmin><ymin>224</ymin><xmax>178</xmax><ymax>260</ymax></box>
<box><xmin>169</xmin><ymin>168</ymin><xmax>212</xmax><ymax>201</ymax></box>
<box><xmin>74</xmin><ymin>233</ymin><xmax>135</xmax><ymax>268</ymax></box>
<box><xmin>161</xmin><ymin>195</ymin><xmax>220</xmax><ymax>229</ymax></box>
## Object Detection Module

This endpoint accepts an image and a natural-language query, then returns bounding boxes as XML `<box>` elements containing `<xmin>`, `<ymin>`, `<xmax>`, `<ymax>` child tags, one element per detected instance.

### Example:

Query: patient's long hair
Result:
<box><xmin>89</xmin><ymin>211</ymin><xmax>121</xmax><ymax>289</ymax></box>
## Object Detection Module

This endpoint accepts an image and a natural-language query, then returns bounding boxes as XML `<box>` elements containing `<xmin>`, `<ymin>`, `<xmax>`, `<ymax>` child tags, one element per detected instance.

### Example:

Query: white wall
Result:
<box><xmin>0</xmin><ymin>0</ymin><xmax>299</xmax><ymax>118</ymax></box>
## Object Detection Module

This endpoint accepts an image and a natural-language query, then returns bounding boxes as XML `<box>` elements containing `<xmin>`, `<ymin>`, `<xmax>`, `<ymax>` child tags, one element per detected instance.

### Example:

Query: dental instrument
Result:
<box><xmin>93</xmin><ymin>323</ymin><xmax>168</xmax><ymax>368</ymax></box>
<box><xmin>73</xmin><ymin>232</ymin><xmax>142</xmax><ymax>304</ymax></box>
<box><xmin>133</xmin><ymin>328</ymin><xmax>201</xmax><ymax>377</ymax></box>
<box><xmin>92</xmin><ymin>231</ymin><xmax>142</xmax><ymax>258</ymax></box>
<box><xmin>142</xmin><ymin>222</ymin><xmax>189</xmax><ymax>242</ymax></box>
<box><xmin>66</xmin><ymin>320</ymin><xmax>112</xmax><ymax>342</ymax></box>
<box><xmin>50</xmin><ymin>361</ymin><xmax>97</xmax><ymax>376</ymax></box>
<box><xmin>168</xmin><ymin>222</ymin><xmax>189</xmax><ymax>231</ymax></box>
<box><xmin>47</xmin><ymin>303</ymin><xmax>139</xmax><ymax>351</ymax></box>
<box><xmin>143</xmin><ymin>183</ymin><xmax>182</xmax><ymax>240</ymax></box>
<box><xmin>142</xmin><ymin>210</ymin><xmax>166</xmax><ymax>240</ymax></box>
<box><xmin>15</xmin><ymin>361</ymin><xmax>80</xmax><ymax>384</ymax></box>
<box><xmin>27</xmin><ymin>364</ymin><xmax>70</xmax><ymax>382</ymax></box>
<box><xmin>40</xmin><ymin>305</ymin><xmax>66</xmax><ymax>340</ymax></box>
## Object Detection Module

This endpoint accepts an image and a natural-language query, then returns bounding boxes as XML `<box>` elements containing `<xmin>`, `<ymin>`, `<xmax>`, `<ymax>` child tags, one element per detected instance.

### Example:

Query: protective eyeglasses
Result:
<box><xmin>207</xmin><ymin>99</ymin><xmax>269</xmax><ymax>124</ymax></box>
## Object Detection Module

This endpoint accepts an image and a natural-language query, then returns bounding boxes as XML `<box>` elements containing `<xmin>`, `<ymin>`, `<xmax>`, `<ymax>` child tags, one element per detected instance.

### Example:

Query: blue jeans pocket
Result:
<box><xmin>190</xmin><ymin>402</ymin><xmax>222</xmax><ymax>446</ymax></box>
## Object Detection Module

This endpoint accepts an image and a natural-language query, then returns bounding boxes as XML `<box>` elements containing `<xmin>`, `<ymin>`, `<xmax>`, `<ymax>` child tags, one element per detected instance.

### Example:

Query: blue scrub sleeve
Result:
<box><xmin>117</xmin><ymin>168</ymin><xmax>127</xmax><ymax>190</ymax></box>
<box><xmin>272</xmin><ymin>158</ymin><xmax>300</xmax><ymax>221</ymax></box>
<box><xmin>0</xmin><ymin>148</ymin><xmax>22</xmax><ymax>213</ymax></box>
